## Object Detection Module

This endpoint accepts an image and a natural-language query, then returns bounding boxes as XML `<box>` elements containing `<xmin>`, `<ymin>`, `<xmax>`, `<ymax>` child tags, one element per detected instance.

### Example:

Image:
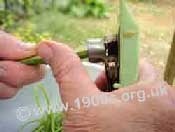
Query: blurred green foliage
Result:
<box><xmin>129</xmin><ymin>0</ymin><xmax>154</xmax><ymax>3</ymax></box>
<box><xmin>28</xmin><ymin>10</ymin><xmax>117</xmax><ymax>48</ymax></box>
<box><xmin>0</xmin><ymin>11</ymin><xmax>16</xmax><ymax>29</ymax></box>
<box><xmin>58</xmin><ymin>0</ymin><xmax>111</xmax><ymax>18</ymax></box>
<box><xmin>13</xmin><ymin>23</ymin><xmax>52</xmax><ymax>43</ymax></box>
<box><xmin>0</xmin><ymin>0</ymin><xmax>111</xmax><ymax>22</ymax></box>
<box><xmin>0</xmin><ymin>0</ymin><xmax>112</xmax><ymax>43</ymax></box>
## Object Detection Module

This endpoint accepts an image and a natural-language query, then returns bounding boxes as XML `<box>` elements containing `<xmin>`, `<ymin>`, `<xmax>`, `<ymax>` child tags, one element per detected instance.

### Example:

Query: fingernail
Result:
<box><xmin>17</xmin><ymin>41</ymin><xmax>36</xmax><ymax>50</ymax></box>
<box><xmin>37</xmin><ymin>43</ymin><xmax>53</xmax><ymax>63</ymax></box>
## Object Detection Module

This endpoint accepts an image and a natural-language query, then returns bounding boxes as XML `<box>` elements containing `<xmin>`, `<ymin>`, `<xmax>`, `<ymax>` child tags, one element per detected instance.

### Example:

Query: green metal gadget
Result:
<box><xmin>19</xmin><ymin>0</ymin><xmax>139</xmax><ymax>92</ymax></box>
<box><xmin>117</xmin><ymin>0</ymin><xmax>140</xmax><ymax>88</ymax></box>
<box><xmin>86</xmin><ymin>0</ymin><xmax>139</xmax><ymax>91</ymax></box>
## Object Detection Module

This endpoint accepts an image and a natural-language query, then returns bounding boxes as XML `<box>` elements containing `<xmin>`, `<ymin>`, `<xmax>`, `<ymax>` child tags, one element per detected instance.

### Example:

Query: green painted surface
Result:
<box><xmin>117</xmin><ymin>0</ymin><xmax>140</xmax><ymax>87</ymax></box>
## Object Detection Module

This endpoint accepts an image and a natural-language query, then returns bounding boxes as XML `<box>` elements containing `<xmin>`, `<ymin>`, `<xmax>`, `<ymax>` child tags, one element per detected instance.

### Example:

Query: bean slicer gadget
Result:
<box><xmin>87</xmin><ymin>0</ymin><xmax>140</xmax><ymax>92</ymax></box>
<box><xmin>19</xmin><ymin>0</ymin><xmax>140</xmax><ymax>92</ymax></box>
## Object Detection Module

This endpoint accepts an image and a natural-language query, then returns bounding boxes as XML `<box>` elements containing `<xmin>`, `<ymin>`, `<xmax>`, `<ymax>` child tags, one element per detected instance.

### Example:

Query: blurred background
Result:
<box><xmin>0</xmin><ymin>0</ymin><xmax>174</xmax><ymax>78</ymax></box>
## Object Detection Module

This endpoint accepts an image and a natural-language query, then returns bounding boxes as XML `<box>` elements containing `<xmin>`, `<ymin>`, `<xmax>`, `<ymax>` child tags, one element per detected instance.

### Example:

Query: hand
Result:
<box><xmin>0</xmin><ymin>31</ymin><xmax>45</xmax><ymax>99</ymax></box>
<box><xmin>37</xmin><ymin>41</ymin><xmax>175</xmax><ymax>132</ymax></box>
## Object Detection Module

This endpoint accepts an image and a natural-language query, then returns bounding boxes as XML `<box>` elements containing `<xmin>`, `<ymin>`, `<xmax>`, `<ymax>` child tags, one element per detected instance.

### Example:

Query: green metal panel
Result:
<box><xmin>119</xmin><ymin>0</ymin><xmax>140</xmax><ymax>87</ymax></box>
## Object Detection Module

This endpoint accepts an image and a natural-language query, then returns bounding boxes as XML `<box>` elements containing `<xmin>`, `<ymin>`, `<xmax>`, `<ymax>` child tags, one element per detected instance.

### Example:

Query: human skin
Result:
<box><xmin>37</xmin><ymin>41</ymin><xmax>175</xmax><ymax>132</ymax></box>
<box><xmin>1</xmin><ymin>32</ymin><xmax>175</xmax><ymax>132</ymax></box>
<box><xmin>0</xmin><ymin>31</ymin><xmax>45</xmax><ymax>98</ymax></box>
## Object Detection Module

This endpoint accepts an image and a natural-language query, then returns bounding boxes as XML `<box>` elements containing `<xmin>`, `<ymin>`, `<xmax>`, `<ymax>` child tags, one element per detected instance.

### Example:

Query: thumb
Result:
<box><xmin>37</xmin><ymin>41</ymin><xmax>99</xmax><ymax>104</ymax></box>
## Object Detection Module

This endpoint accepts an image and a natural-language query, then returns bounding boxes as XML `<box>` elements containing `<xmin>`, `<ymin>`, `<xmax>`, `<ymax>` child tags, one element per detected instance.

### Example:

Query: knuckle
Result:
<box><xmin>53</xmin><ymin>56</ymin><xmax>81</xmax><ymax>82</ymax></box>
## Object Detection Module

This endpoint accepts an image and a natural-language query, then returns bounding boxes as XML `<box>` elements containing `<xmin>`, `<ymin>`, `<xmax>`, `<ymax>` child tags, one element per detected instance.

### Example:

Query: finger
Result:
<box><xmin>139</xmin><ymin>59</ymin><xmax>158</xmax><ymax>82</ymax></box>
<box><xmin>37</xmin><ymin>41</ymin><xmax>99</xmax><ymax>104</ymax></box>
<box><xmin>0</xmin><ymin>61</ymin><xmax>45</xmax><ymax>87</ymax></box>
<box><xmin>0</xmin><ymin>31</ymin><xmax>36</xmax><ymax>60</ymax></box>
<box><xmin>0</xmin><ymin>82</ymin><xmax>19</xmax><ymax>99</ymax></box>
<box><xmin>95</xmin><ymin>71</ymin><xmax>107</xmax><ymax>91</ymax></box>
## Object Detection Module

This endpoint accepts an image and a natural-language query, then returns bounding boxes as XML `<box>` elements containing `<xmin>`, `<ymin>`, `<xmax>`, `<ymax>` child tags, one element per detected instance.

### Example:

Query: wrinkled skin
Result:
<box><xmin>1</xmin><ymin>31</ymin><xmax>175</xmax><ymax>132</ymax></box>
<box><xmin>0</xmin><ymin>31</ymin><xmax>45</xmax><ymax>98</ymax></box>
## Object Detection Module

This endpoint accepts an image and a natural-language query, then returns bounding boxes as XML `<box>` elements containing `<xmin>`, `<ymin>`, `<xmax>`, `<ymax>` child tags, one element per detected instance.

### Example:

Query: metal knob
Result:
<box><xmin>87</xmin><ymin>38</ymin><xmax>106</xmax><ymax>63</ymax></box>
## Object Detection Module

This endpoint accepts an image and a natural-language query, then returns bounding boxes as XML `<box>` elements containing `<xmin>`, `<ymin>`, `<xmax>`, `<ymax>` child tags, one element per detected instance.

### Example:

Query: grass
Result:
<box><xmin>20</xmin><ymin>84</ymin><xmax>64</xmax><ymax>132</ymax></box>
<box><xmin>12</xmin><ymin>9</ymin><xmax>118</xmax><ymax>49</ymax></box>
